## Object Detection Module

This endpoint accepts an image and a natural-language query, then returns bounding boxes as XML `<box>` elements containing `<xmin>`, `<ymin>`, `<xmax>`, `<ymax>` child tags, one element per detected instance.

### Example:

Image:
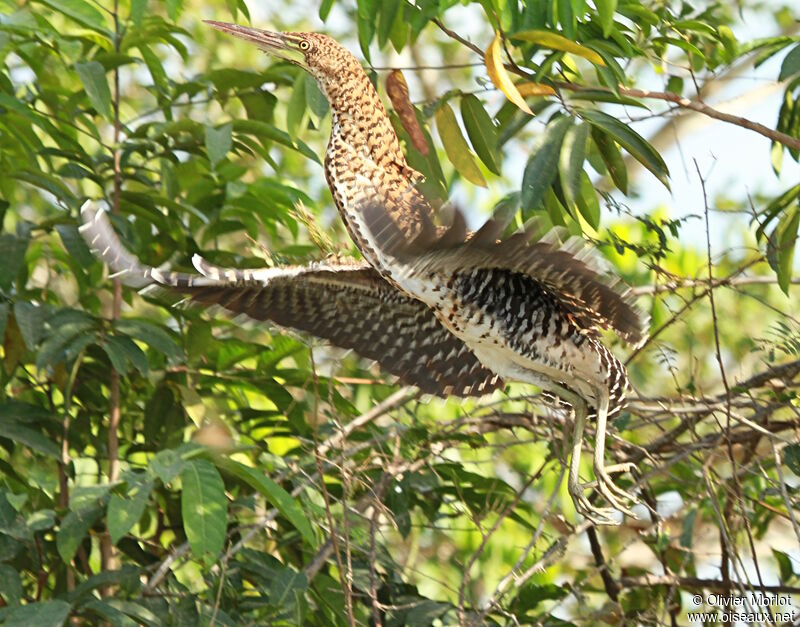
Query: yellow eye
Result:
<box><xmin>299</xmin><ymin>40</ymin><xmax>310</xmax><ymax>51</ymax></box>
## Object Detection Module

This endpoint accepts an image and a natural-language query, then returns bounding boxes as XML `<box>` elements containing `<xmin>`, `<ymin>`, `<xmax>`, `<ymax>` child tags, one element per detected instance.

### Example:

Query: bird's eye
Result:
<box><xmin>299</xmin><ymin>40</ymin><xmax>310</xmax><ymax>51</ymax></box>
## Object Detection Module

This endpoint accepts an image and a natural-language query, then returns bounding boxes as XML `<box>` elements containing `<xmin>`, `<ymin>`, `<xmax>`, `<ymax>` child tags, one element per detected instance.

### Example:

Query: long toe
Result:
<box><xmin>595</xmin><ymin>479</ymin><xmax>636</xmax><ymax>517</ymax></box>
<box><xmin>596</xmin><ymin>465</ymin><xmax>638</xmax><ymax>505</ymax></box>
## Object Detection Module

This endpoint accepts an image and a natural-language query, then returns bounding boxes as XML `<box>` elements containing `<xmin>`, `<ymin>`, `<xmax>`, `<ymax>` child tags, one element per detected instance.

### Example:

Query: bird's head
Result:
<box><xmin>206</xmin><ymin>21</ymin><xmax>369</xmax><ymax>108</ymax></box>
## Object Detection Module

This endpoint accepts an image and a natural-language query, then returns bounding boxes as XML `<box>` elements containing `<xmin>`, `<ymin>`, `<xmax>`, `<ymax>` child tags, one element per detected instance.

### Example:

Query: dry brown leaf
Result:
<box><xmin>386</xmin><ymin>69</ymin><xmax>429</xmax><ymax>155</ymax></box>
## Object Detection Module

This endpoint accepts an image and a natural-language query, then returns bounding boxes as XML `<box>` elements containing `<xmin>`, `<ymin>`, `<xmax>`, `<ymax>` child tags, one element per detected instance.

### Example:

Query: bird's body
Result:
<box><xmin>82</xmin><ymin>22</ymin><xmax>649</xmax><ymax>523</ymax></box>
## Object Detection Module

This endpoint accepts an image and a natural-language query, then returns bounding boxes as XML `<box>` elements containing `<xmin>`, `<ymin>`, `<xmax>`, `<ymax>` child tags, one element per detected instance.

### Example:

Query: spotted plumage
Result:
<box><xmin>87</xmin><ymin>21</ymin><xmax>650</xmax><ymax>523</ymax></box>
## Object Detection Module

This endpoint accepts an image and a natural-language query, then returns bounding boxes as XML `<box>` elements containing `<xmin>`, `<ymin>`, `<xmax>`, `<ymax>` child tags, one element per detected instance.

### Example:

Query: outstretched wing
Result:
<box><xmin>79</xmin><ymin>202</ymin><xmax>502</xmax><ymax>397</ymax></box>
<box><xmin>357</xmin><ymin>186</ymin><xmax>649</xmax><ymax>347</ymax></box>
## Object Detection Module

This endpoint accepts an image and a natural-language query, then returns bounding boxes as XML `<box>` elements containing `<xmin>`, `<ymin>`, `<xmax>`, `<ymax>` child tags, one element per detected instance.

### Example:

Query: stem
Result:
<box><xmin>101</xmin><ymin>0</ymin><xmax>123</xmax><ymax>593</ymax></box>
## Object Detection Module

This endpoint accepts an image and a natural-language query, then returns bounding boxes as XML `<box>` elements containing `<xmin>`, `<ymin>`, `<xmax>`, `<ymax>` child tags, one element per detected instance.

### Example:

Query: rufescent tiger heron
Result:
<box><xmin>80</xmin><ymin>21</ymin><xmax>649</xmax><ymax>524</ymax></box>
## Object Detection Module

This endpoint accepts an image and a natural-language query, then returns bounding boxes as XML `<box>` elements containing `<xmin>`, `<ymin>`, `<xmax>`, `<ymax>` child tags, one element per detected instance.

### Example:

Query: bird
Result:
<box><xmin>81</xmin><ymin>21</ymin><xmax>649</xmax><ymax>524</ymax></box>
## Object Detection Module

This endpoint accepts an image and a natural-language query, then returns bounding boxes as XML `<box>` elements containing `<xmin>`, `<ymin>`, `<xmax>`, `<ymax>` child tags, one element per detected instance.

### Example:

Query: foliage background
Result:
<box><xmin>0</xmin><ymin>0</ymin><xmax>799</xmax><ymax>624</ymax></box>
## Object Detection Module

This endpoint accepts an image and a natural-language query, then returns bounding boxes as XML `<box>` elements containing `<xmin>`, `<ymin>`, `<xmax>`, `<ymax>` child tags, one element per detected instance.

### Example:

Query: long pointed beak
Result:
<box><xmin>204</xmin><ymin>20</ymin><xmax>289</xmax><ymax>54</ymax></box>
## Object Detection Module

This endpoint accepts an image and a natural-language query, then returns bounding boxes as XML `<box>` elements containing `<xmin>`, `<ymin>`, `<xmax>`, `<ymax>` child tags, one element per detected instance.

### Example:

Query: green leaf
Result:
<box><xmin>591</xmin><ymin>127</ymin><xmax>628</xmax><ymax>194</ymax></box>
<box><xmin>129</xmin><ymin>0</ymin><xmax>146</xmax><ymax>26</ymax></box>
<box><xmin>1</xmin><ymin>422</ymin><xmax>61</xmax><ymax>459</ymax></box>
<box><xmin>556</xmin><ymin>0</ymin><xmax>575</xmax><ymax>40</ymax></box>
<box><xmin>304</xmin><ymin>74</ymin><xmax>329</xmax><ymax>120</ymax></box>
<box><xmin>270</xmin><ymin>567</ymin><xmax>308</xmax><ymax>619</ymax></box>
<box><xmin>181</xmin><ymin>459</ymin><xmax>227</xmax><ymax>559</ymax></box>
<box><xmin>772</xmin><ymin>549</ymin><xmax>795</xmax><ymax>582</ymax></box>
<box><xmin>580</xmin><ymin>108</ymin><xmax>669</xmax><ymax>188</ymax></box>
<box><xmin>766</xmin><ymin>202</ymin><xmax>799</xmax><ymax>294</ymax></box>
<box><xmin>596</xmin><ymin>0</ymin><xmax>617</xmax><ymax>37</ymax></box>
<box><xmin>166</xmin><ymin>0</ymin><xmax>183</xmax><ymax>20</ymax></box>
<box><xmin>377</xmin><ymin>0</ymin><xmax>401</xmax><ymax>48</ymax></box>
<box><xmin>356</xmin><ymin>0</ymin><xmax>377</xmax><ymax>61</ymax></box>
<box><xmin>108</xmin><ymin>476</ymin><xmax>153</xmax><ymax>545</ymax></box>
<box><xmin>74</xmin><ymin>61</ymin><xmax>112</xmax><ymax>119</ymax></box>
<box><xmin>150</xmin><ymin>449</ymin><xmax>185</xmax><ymax>485</ymax></box>
<box><xmin>114</xmin><ymin>319</ymin><xmax>182</xmax><ymax>364</ymax></box>
<box><xmin>779</xmin><ymin>44</ymin><xmax>800</xmax><ymax>81</ymax></box>
<box><xmin>56</xmin><ymin>224</ymin><xmax>94</xmax><ymax>267</ymax></box>
<box><xmin>319</xmin><ymin>0</ymin><xmax>334</xmax><ymax>20</ymax></box>
<box><xmin>0</xmin><ymin>304</ymin><xmax>7</xmax><ymax>344</ymax></box>
<box><xmin>0</xmin><ymin>233</ymin><xmax>29</xmax><ymax>292</ymax></box>
<box><xmin>37</xmin><ymin>0</ymin><xmax>106</xmax><ymax>31</ymax></box>
<box><xmin>511</xmin><ymin>582</ymin><xmax>567</xmax><ymax>613</ymax></box>
<box><xmin>286</xmin><ymin>72</ymin><xmax>308</xmax><ymax>138</ymax></box>
<box><xmin>0</xmin><ymin>563</ymin><xmax>22</xmax><ymax>605</ymax></box>
<box><xmin>435</xmin><ymin>102</ymin><xmax>487</xmax><ymax>187</ymax></box>
<box><xmin>558</xmin><ymin>122</ymin><xmax>589</xmax><ymax>214</ymax></box>
<box><xmin>104</xmin><ymin>335</ymin><xmax>148</xmax><ymax>375</ymax></box>
<box><xmin>680</xmin><ymin>508</ymin><xmax>697</xmax><ymax>548</ymax></box>
<box><xmin>206</xmin><ymin>122</ymin><xmax>233</xmax><ymax>168</ymax></box>
<box><xmin>460</xmin><ymin>94</ymin><xmax>500</xmax><ymax>175</ymax></box>
<box><xmin>784</xmin><ymin>443</ymin><xmax>800</xmax><ymax>475</ymax></box>
<box><xmin>521</xmin><ymin>116</ymin><xmax>573</xmax><ymax>209</ymax></box>
<box><xmin>57</xmin><ymin>504</ymin><xmax>104</xmax><ymax>563</ymax></box>
<box><xmin>4</xmin><ymin>600</ymin><xmax>71</xmax><ymax>627</ymax></box>
<box><xmin>85</xmin><ymin>599</ymin><xmax>160</xmax><ymax>627</ymax></box>
<box><xmin>576</xmin><ymin>171</ymin><xmax>601</xmax><ymax>229</ymax></box>
<box><xmin>13</xmin><ymin>302</ymin><xmax>45</xmax><ymax>349</ymax></box>
<box><xmin>217</xmin><ymin>458</ymin><xmax>316</xmax><ymax>547</ymax></box>
<box><xmin>138</xmin><ymin>45</ymin><xmax>168</xmax><ymax>94</ymax></box>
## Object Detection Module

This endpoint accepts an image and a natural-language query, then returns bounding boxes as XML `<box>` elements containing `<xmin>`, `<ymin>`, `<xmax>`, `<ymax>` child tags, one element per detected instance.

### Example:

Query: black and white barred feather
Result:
<box><xmin>79</xmin><ymin>201</ymin><xmax>502</xmax><ymax>397</ymax></box>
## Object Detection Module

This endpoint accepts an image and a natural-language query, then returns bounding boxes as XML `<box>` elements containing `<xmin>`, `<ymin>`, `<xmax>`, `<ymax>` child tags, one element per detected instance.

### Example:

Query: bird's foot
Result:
<box><xmin>591</xmin><ymin>461</ymin><xmax>638</xmax><ymax>517</ymax></box>
<box><xmin>567</xmin><ymin>477</ymin><xmax>621</xmax><ymax>526</ymax></box>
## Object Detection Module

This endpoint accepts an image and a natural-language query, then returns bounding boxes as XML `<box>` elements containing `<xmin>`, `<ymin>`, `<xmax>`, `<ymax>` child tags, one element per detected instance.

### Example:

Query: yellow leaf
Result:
<box><xmin>484</xmin><ymin>32</ymin><xmax>533</xmax><ymax>115</ymax></box>
<box><xmin>515</xmin><ymin>82</ymin><xmax>557</xmax><ymax>97</ymax></box>
<box><xmin>512</xmin><ymin>30</ymin><xmax>606</xmax><ymax>66</ymax></box>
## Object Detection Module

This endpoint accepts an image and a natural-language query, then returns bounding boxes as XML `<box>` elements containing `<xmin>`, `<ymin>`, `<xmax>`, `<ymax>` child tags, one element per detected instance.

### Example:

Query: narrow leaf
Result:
<box><xmin>512</xmin><ymin>30</ymin><xmax>605</xmax><ymax>65</ymax></box>
<box><xmin>485</xmin><ymin>32</ymin><xmax>533</xmax><ymax>115</ymax></box>
<box><xmin>38</xmin><ymin>0</ymin><xmax>106</xmax><ymax>31</ymax></box>
<box><xmin>0</xmin><ymin>233</ymin><xmax>30</xmax><ymax>292</ymax></box>
<box><xmin>591</xmin><ymin>127</ymin><xmax>628</xmax><ymax>193</ymax></box>
<box><xmin>596</xmin><ymin>0</ymin><xmax>617</xmax><ymax>37</ymax></box>
<box><xmin>286</xmin><ymin>72</ymin><xmax>308</xmax><ymax>138</ymax></box>
<box><xmin>521</xmin><ymin>116</ymin><xmax>573</xmax><ymax>209</ymax></box>
<box><xmin>515</xmin><ymin>82</ymin><xmax>557</xmax><ymax>97</ymax></box>
<box><xmin>460</xmin><ymin>94</ymin><xmax>500</xmax><ymax>174</ymax></box>
<box><xmin>387</xmin><ymin>70</ymin><xmax>428</xmax><ymax>154</ymax></box>
<box><xmin>580</xmin><ymin>109</ymin><xmax>669</xmax><ymax>188</ymax></box>
<box><xmin>576</xmin><ymin>171</ymin><xmax>601</xmax><ymax>229</ymax></box>
<box><xmin>130</xmin><ymin>0</ymin><xmax>147</xmax><ymax>26</ymax></box>
<box><xmin>319</xmin><ymin>0</ymin><xmax>334</xmax><ymax>20</ymax></box>
<box><xmin>181</xmin><ymin>459</ymin><xmax>227</xmax><ymax>559</ymax></box>
<box><xmin>558</xmin><ymin>122</ymin><xmax>589</xmax><ymax>212</ymax></box>
<box><xmin>165</xmin><ymin>0</ymin><xmax>183</xmax><ymax>21</ymax></box>
<box><xmin>74</xmin><ymin>61</ymin><xmax>112</xmax><ymax>119</ymax></box>
<box><xmin>767</xmin><ymin>202</ymin><xmax>799</xmax><ymax>294</ymax></box>
<box><xmin>217</xmin><ymin>458</ymin><xmax>316</xmax><ymax>547</ymax></box>
<box><xmin>435</xmin><ymin>103</ymin><xmax>487</xmax><ymax>186</ymax></box>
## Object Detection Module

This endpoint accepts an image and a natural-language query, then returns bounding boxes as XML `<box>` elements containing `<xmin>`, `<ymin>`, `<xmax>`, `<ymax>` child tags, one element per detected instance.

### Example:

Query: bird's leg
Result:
<box><xmin>591</xmin><ymin>388</ymin><xmax>637</xmax><ymax>515</ymax></box>
<box><xmin>562</xmin><ymin>390</ymin><xmax>618</xmax><ymax>525</ymax></box>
